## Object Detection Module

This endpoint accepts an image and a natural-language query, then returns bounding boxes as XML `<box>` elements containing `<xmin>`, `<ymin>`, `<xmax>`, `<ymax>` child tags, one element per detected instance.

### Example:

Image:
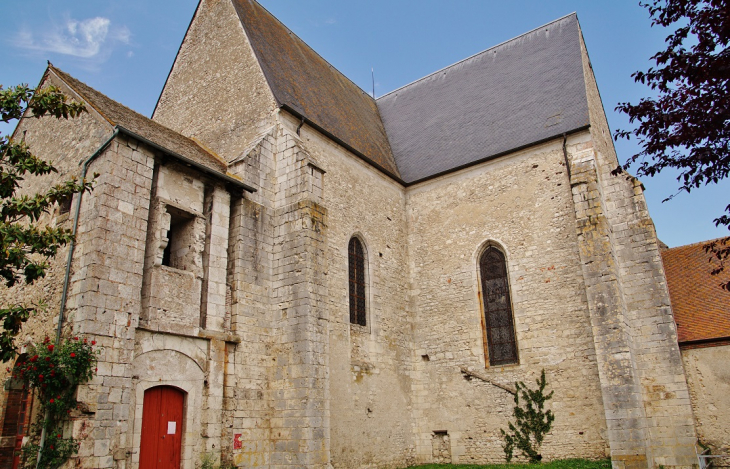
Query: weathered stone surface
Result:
<box><xmin>682</xmin><ymin>346</ymin><xmax>730</xmax><ymax>455</ymax></box>
<box><xmin>0</xmin><ymin>4</ymin><xmax>707</xmax><ymax>469</ymax></box>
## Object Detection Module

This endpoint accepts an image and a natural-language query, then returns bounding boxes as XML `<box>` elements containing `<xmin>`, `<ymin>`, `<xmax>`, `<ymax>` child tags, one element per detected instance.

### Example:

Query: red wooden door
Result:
<box><xmin>1</xmin><ymin>366</ymin><xmax>30</xmax><ymax>469</ymax></box>
<box><xmin>11</xmin><ymin>389</ymin><xmax>29</xmax><ymax>469</ymax></box>
<box><xmin>139</xmin><ymin>387</ymin><xmax>184</xmax><ymax>469</ymax></box>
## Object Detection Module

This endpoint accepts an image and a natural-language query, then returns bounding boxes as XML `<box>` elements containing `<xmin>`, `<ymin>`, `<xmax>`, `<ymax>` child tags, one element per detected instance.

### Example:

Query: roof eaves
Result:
<box><xmin>402</xmin><ymin>125</ymin><xmax>590</xmax><ymax>186</ymax></box>
<box><xmin>115</xmin><ymin>125</ymin><xmax>256</xmax><ymax>193</ymax></box>
<box><xmin>280</xmin><ymin>105</ymin><xmax>404</xmax><ymax>185</ymax></box>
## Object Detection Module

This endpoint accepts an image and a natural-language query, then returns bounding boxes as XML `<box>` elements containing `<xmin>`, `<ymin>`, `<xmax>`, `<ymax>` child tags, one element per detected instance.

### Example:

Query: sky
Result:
<box><xmin>1</xmin><ymin>0</ymin><xmax>727</xmax><ymax>248</ymax></box>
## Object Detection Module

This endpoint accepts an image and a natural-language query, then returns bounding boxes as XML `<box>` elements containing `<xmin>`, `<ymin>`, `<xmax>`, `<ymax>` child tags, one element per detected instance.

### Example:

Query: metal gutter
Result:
<box><xmin>405</xmin><ymin>126</ymin><xmax>591</xmax><ymax>187</ymax></box>
<box><xmin>55</xmin><ymin>129</ymin><xmax>119</xmax><ymax>341</ymax></box>
<box><xmin>39</xmin><ymin>128</ymin><xmax>120</xmax><ymax>469</ymax></box>
<box><xmin>678</xmin><ymin>336</ymin><xmax>730</xmax><ymax>349</ymax></box>
<box><xmin>114</xmin><ymin>125</ymin><xmax>256</xmax><ymax>193</ymax></box>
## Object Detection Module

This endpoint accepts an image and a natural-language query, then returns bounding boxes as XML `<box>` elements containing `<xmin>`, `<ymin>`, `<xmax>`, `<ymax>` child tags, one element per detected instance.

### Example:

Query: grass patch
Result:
<box><xmin>401</xmin><ymin>458</ymin><xmax>611</xmax><ymax>469</ymax></box>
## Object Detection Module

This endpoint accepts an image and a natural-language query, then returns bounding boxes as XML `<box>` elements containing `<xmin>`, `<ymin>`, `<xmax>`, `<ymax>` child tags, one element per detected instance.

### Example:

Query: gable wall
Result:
<box><xmin>0</xmin><ymin>77</ymin><xmax>113</xmax><ymax>461</ymax></box>
<box><xmin>404</xmin><ymin>131</ymin><xmax>609</xmax><ymax>464</ymax></box>
<box><xmin>153</xmin><ymin>0</ymin><xmax>278</xmax><ymax>162</ymax></box>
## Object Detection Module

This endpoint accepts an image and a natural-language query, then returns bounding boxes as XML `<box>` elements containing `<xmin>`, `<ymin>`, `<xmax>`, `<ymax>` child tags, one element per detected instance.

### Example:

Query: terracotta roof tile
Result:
<box><xmin>661</xmin><ymin>238</ymin><xmax>730</xmax><ymax>344</ymax></box>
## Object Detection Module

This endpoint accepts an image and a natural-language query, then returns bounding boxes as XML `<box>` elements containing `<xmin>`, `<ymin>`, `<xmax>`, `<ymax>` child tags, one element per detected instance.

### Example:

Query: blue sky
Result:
<box><xmin>1</xmin><ymin>0</ymin><xmax>727</xmax><ymax>248</ymax></box>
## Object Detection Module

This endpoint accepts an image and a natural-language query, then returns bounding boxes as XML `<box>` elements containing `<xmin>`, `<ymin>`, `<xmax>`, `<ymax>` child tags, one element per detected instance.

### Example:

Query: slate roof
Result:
<box><xmin>376</xmin><ymin>13</ymin><xmax>590</xmax><ymax>184</ymax></box>
<box><xmin>50</xmin><ymin>66</ymin><xmax>229</xmax><ymax>175</ymax></box>
<box><xmin>661</xmin><ymin>239</ymin><xmax>730</xmax><ymax>346</ymax></box>
<box><xmin>231</xmin><ymin>0</ymin><xmax>400</xmax><ymax>179</ymax></box>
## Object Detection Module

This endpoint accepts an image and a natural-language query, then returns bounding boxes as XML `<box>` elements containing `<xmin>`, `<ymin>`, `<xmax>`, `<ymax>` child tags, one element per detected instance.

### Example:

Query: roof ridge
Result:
<box><xmin>240</xmin><ymin>0</ymin><xmax>375</xmax><ymax>102</ymax></box>
<box><xmin>377</xmin><ymin>12</ymin><xmax>578</xmax><ymax>100</ymax></box>
<box><xmin>664</xmin><ymin>237</ymin><xmax>729</xmax><ymax>251</ymax></box>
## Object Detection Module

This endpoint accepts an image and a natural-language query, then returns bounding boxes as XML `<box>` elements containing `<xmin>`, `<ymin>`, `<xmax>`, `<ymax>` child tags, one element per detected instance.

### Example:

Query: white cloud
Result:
<box><xmin>14</xmin><ymin>16</ymin><xmax>131</xmax><ymax>61</ymax></box>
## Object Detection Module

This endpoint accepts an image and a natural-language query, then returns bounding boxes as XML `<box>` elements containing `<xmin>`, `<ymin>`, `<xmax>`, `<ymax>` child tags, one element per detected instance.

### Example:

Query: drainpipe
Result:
<box><xmin>36</xmin><ymin>127</ymin><xmax>119</xmax><ymax>469</ymax></box>
<box><xmin>562</xmin><ymin>133</ymin><xmax>572</xmax><ymax>180</ymax></box>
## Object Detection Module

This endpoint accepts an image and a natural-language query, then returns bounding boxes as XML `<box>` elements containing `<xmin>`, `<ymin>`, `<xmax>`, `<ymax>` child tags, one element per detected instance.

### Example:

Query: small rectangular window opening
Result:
<box><xmin>162</xmin><ymin>207</ymin><xmax>196</xmax><ymax>270</ymax></box>
<box><xmin>58</xmin><ymin>196</ymin><xmax>72</xmax><ymax>215</ymax></box>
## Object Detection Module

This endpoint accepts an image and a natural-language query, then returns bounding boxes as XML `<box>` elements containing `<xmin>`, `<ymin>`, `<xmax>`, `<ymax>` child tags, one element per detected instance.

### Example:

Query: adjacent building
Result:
<box><xmin>1</xmin><ymin>1</ymin><xmax>719</xmax><ymax>468</ymax></box>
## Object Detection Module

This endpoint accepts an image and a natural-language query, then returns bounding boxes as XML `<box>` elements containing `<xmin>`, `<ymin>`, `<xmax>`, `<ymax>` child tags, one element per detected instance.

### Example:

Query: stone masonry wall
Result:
<box><xmin>0</xmin><ymin>74</ymin><xmax>112</xmax><ymax>462</ymax></box>
<box><xmin>0</xmin><ymin>70</ymin><xmax>110</xmax><ymax>350</ymax></box>
<box><xmin>578</xmin><ymin>29</ymin><xmax>697</xmax><ymax>468</ymax></box>
<box><xmin>67</xmin><ymin>134</ymin><xmax>156</xmax><ymax>469</ymax></box>
<box><xmin>265</xmin><ymin>128</ymin><xmax>330</xmax><ymax>468</ymax></box>
<box><xmin>281</xmin><ymin>111</ymin><xmax>417</xmax><ymax>469</ymax></box>
<box><xmin>223</xmin><ymin>129</ymin><xmax>278</xmax><ymax>468</ymax></box>
<box><xmin>682</xmin><ymin>345</ymin><xmax>730</xmax><ymax>454</ymax></box>
<box><xmin>405</xmin><ymin>133</ymin><xmax>609</xmax><ymax>465</ymax></box>
<box><xmin>152</xmin><ymin>0</ymin><xmax>278</xmax><ymax>163</ymax></box>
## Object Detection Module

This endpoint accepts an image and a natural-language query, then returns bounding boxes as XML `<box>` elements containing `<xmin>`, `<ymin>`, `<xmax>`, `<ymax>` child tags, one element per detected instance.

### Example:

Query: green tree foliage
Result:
<box><xmin>501</xmin><ymin>369</ymin><xmax>555</xmax><ymax>463</ymax></box>
<box><xmin>0</xmin><ymin>84</ymin><xmax>92</xmax><ymax>362</ymax></box>
<box><xmin>614</xmin><ymin>0</ymin><xmax>730</xmax><ymax>289</ymax></box>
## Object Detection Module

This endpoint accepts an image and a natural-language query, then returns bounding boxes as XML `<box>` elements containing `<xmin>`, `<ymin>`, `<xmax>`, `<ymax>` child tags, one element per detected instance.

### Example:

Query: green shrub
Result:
<box><xmin>500</xmin><ymin>369</ymin><xmax>555</xmax><ymax>463</ymax></box>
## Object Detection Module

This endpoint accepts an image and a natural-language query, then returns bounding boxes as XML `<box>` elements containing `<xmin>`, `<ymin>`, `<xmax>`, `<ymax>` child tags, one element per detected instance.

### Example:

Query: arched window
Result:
<box><xmin>348</xmin><ymin>237</ymin><xmax>367</xmax><ymax>326</ymax></box>
<box><xmin>479</xmin><ymin>245</ymin><xmax>518</xmax><ymax>366</ymax></box>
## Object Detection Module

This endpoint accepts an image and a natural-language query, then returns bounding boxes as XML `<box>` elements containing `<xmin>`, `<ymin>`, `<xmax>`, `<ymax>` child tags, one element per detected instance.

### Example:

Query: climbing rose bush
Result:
<box><xmin>10</xmin><ymin>336</ymin><xmax>99</xmax><ymax>469</ymax></box>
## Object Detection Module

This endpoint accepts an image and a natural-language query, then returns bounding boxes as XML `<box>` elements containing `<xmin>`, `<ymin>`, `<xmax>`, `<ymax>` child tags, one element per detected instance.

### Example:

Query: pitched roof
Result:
<box><xmin>231</xmin><ymin>0</ymin><xmax>400</xmax><ymax>179</ymax></box>
<box><xmin>49</xmin><ymin>66</ymin><xmax>229</xmax><ymax>175</ymax></box>
<box><xmin>376</xmin><ymin>13</ymin><xmax>590</xmax><ymax>184</ymax></box>
<box><xmin>661</xmin><ymin>239</ymin><xmax>730</xmax><ymax>345</ymax></box>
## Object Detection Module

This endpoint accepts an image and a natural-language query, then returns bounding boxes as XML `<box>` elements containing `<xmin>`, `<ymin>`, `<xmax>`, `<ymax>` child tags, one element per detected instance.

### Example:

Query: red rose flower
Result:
<box><xmin>30</xmin><ymin>355</ymin><xmax>38</xmax><ymax>362</ymax></box>
<box><xmin>70</xmin><ymin>352</ymin><xmax>76</xmax><ymax>358</ymax></box>
<box><xmin>91</xmin><ymin>341</ymin><xmax>96</xmax><ymax>345</ymax></box>
<box><xmin>57</xmin><ymin>434</ymin><xmax>61</xmax><ymax>438</ymax></box>
<box><xmin>50</xmin><ymin>398</ymin><xmax>54</xmax><ymax>403</ymax></box>
<box><xmin>47</xmin><ymin>345</ymin><xmax>54</xmax><ymax>352</ymax></box>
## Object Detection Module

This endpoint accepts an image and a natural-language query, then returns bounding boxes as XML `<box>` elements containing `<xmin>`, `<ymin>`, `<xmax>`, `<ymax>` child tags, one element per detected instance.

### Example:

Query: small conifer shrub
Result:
<box><xmin>500</xmin><ymin>369</ymin><xmax>555</xmax><ymax>463</ymax></box>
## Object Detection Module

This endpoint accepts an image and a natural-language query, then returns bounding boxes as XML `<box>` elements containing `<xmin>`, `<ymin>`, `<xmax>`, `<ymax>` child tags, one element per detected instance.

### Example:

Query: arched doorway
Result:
<box><xmin>0</xmin><ymin>356</ymin><xmax>31</xmax><ymax>469</ymax></box>
<box><xmin>139</xmin><ymin>386</ymin><xmax>185</xmax><ymax>469</ymax></box>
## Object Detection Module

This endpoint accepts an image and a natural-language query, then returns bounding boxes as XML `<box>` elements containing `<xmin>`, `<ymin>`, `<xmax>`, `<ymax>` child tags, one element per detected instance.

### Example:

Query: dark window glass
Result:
<box><xmin>348</xmin><ymin>237</ymin><xmax>366</xmax><ymax>326</ymax></box>
<box><xmin>58</xmin><ymin>196</ymin><xmax>72</xmax><ymax>215</ymax></box>
<box><xmin>479</xmin><ymin>246</ymin><xmax>518</xmax><ymax>366</ymax></box>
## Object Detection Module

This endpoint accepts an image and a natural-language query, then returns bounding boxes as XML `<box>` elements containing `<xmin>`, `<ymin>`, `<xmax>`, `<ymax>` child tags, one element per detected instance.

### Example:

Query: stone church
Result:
<box><xmin>0</xmin><ymin>0</ymin><xmax>720</xmax><ymax>468</ymax></box>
